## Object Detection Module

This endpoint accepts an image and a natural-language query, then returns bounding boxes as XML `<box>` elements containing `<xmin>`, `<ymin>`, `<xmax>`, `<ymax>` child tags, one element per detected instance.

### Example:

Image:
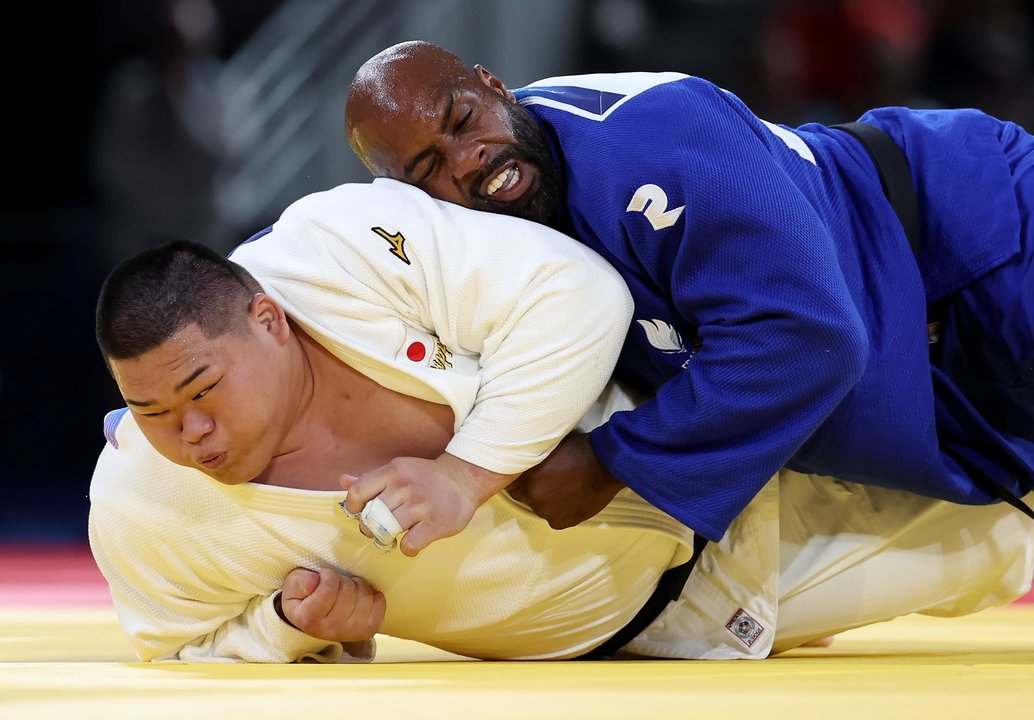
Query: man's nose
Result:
<box><xmin>181</xmin><ymin>410</ymin><xmax>214</xmax><ymax>444</ymax></box>
<box><xmin>450</xmin><ymin>137</ymin><xmax>487</xmax><ymax>182</ymax></box>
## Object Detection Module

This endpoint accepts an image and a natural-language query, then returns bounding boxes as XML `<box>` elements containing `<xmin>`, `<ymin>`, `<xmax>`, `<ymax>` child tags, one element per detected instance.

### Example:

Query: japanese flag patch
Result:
<box><xmin>725</xmin><ymin>608</ymin><xmax>765</xmax><ymax>648</ymax></box>
<box><xmin>396</xmin><ymin>325</ymin><xmax>454</xmax><ymax>371</ymax></box>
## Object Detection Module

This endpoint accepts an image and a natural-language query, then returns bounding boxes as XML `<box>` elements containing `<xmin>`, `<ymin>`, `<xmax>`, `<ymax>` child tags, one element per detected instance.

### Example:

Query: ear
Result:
<box><xmin>249</xmin><ymin>293</ymin><xmax>291</xmax><ymax>344</ymax></box>
<box><xmin>474</xmin><ymin>64</ymin><xmax>515</xmax><ymax>102</ymax></box>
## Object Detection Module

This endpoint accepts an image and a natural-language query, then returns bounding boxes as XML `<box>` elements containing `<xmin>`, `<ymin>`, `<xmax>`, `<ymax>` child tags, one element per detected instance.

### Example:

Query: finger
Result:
<box><xmin>385</xmin><ymin>501</ymin><xmax>416</xmax><ymax>532</ymax></box>
<box><xmin>361</xmin><ymin>497</ymin><xmax>405</xmax><ymax>549</ymax></box>
<box><xmin>346</xmin><ymin>579</ymin><xmax>386</xmax><ymax>636</ymax></box>
<box><xmin>507</xmin><ymin>484</ymin><xmax>527</xmax><ymax>503</ymax></box>
<box><xmin>370</xmin><ymin>590</ymin><xmax>387</xmax><ymax>630</ymax></box>
<box><xmin>281</xmin><ymin>567</ymin><xmax>320</xmax><ymax>602</ymax></box>
<box><xmin>399</xmin><ymin>521</ymin><xmax>436</xmax><ymax>557</ymax></box>
<box><xmin>299</xmin><ymin>568</ymin><xmax>340</xmax><ymax>620</ymax></box>
<box><xmin>341</xmin><ymin>576</ymin><xmax>371</xmax><ymax>626</ymax></box>
<box><xmin>359</xmin><ymin>589</ymin><xmax>387</xmax><ymax>636</ymax></box>
<box><xmin>343</xmin><ymin>470</ymin><xmax>389</xmax><ymax>514</ymax></box>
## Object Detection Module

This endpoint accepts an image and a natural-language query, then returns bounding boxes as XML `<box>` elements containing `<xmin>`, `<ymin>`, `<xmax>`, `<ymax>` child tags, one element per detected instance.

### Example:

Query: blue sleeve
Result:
<box><xmin>582</xmin><ymin>80</ymin><xmax>869</xmax><ymax>540</ymax></box>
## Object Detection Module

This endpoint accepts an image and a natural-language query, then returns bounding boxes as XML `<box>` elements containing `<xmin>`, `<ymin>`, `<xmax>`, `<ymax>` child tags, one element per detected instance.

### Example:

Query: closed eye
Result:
<box><xmin>455</xmin><ymin>108</ymin><xmax>473</xmax><ymax>132</ymax></box>
<box><xmin>193</xmin><ymin>380</ymin><xmax>219</xmax><ymax>401</ymax></box>
<box><xmin>416</xmin><ymin>156</ymin><xmax>440</xmax><ymax>183</ymax></box>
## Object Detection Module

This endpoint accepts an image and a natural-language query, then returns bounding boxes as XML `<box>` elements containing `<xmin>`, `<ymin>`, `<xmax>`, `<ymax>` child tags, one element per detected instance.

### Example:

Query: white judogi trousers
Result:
<box><xmin>626</xmin><ymin>472</ymin><xmax>1033</xmax><ymax>659</ymax></box>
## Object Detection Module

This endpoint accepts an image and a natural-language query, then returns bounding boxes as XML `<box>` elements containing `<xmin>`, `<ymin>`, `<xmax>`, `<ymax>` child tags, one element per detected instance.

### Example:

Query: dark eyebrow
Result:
<box><xmin>124</xmin><ymin>365</ymin><xmax>210</xmax><ymax>407</ymax></box>
<box><xmin>174</xmin><ymin>365</ymin><xmax>210</xmax><ymax>392</ymax></box>
<box><xmin>403</xmin><ymin>93</ymin><xmax>456</xmax><ymax>178</ymax></box>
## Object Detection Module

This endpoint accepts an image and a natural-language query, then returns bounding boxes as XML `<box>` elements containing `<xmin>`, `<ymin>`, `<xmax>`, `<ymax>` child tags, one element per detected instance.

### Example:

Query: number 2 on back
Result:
<box><xmin>627</xmin><ymin>184</ymin><xmax>685</xmax><ymax>230</ymax></box>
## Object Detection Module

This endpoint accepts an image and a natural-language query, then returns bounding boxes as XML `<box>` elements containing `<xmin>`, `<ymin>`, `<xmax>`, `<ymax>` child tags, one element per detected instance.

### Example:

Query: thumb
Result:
<box><xmin>339</xmin><ymin>473</ymin><xmax>358</xmax><ymax>490</ymax></box>
<box><xmin>339</xmin><ymin>473</ymin><xmax>366</xmax><ymax>516</ymax></box>
<box><xmin>283</xmin><ymin>567</ymin><xmax>320</xmax><ymax>600</ymax></box>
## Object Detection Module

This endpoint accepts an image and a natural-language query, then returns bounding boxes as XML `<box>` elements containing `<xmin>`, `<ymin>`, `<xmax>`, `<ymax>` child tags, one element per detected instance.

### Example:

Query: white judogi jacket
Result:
<box><xmin>92</xmin><ymin>404</ymin><xmax>701</xmax><ymax>662</ymax></box>
<box><xmin>89</xmin><ymin>179</ymin><xmax>699</xmax><ymax>662</ymax></box>
<box><xmin>230</xmin><ymin>178</ymin><xmax>635</xmax><ymax>475</ymax></box>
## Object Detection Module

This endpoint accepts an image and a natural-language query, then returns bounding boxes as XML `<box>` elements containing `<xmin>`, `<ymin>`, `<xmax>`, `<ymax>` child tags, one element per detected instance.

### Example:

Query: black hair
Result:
<box><xmin>96</xmin><ymin>240</ymin><xmax>262</xmax><ymax>362</ymax></box>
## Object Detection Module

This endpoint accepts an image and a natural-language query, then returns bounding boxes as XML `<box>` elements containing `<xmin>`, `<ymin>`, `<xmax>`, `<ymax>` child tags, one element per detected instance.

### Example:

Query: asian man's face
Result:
<box><xmin>109</xmin><ymin>299</ymin><xmax>291</xmax><ymax>486</ymax></box>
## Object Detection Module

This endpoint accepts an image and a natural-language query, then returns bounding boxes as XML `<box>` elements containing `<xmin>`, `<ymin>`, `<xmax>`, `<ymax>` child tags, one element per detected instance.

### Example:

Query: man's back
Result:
<box><xmin>516</xmin><ymin>71</ymin><xmax>1032</xmax><ymax>536</ymax></box>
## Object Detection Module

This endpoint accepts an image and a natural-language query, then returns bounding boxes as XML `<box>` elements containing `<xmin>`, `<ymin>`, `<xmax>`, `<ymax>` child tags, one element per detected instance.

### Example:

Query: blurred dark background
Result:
<box><xmin>2</xmin><ymin>0</ymin><xmax>1031</xmax><ymax>542</ymax></box>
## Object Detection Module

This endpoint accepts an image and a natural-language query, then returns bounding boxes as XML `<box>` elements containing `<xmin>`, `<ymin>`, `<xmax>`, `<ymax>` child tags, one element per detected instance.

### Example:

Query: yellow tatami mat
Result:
<box><xmin>2</xmin><ymin>604</ymin><xmax>1032</xmax><ymax>720</ymax></box>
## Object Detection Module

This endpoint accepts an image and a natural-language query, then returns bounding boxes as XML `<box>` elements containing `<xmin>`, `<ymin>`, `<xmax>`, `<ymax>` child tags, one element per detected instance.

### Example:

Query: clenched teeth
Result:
<box><xmin>487</xmin><ymin>166</ymin><xmax>520</xmax><ymax>196</ymax></box>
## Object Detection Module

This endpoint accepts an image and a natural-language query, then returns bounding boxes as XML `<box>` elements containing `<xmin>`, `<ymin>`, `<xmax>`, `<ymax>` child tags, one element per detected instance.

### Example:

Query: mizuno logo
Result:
<box><xmin>371</xmin><ymin>226</ymin><xmax>410</xmax><ymax>265</ymax></box>
<box><xmin>637</xmin><ymin>319</ymin><xmax>686</xmax><ymax>353</ymax></box>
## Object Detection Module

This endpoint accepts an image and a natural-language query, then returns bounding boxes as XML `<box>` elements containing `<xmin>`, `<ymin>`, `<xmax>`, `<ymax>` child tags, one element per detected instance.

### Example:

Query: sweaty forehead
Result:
<box><xmin>111</xmin><ymin>325</ymin><xmax>216</xmax><ymax>394</ymax></box>
<box><xmin>351</xmin><ymin>86</ymin><xmax>456</xmax><ymax>173</ymax></box>
<box><xmin>349</xmin><ymin>49</ymin><xmax>486</xmax><ymax>173</ymax></box>
<box><xmin>355</xmin><ymin>48</ymin><xmax>474</xmax><ymax>113</ymax></box>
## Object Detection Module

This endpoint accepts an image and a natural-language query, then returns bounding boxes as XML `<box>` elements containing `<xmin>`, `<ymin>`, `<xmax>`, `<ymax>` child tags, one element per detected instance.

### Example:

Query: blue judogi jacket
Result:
<box><xmin>515</xmin><ymin>72</ymin><xmax>1033</xmax><ymax>540</ymax></box>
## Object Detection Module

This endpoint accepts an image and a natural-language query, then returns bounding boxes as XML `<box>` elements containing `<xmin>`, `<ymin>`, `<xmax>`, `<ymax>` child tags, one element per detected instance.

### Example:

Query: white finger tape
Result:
<box><xmin>361</xmin><ymin>498</ymin><xmax>404</xmax><ymax>551</ymax></box>
<box><xmin>339</xmin><ymin>495</ymin><xmax>404</xmax><ymax>552</ymax></box>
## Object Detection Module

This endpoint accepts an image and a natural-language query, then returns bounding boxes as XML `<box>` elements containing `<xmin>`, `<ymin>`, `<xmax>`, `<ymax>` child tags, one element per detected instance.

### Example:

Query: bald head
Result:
<box><xmin>346</xmin><ymin>41</ymin><xmax>482</xmax><ymax>168</ymax></box>
<box><xmin>348</xmin><ymin>41</ymin><xmax>472</xmax><ymax>113</ymax></box>
<box><xmin>344</xmin><ymin>41</ymin><xmax>562</xmax><ymax>226</ymax></box>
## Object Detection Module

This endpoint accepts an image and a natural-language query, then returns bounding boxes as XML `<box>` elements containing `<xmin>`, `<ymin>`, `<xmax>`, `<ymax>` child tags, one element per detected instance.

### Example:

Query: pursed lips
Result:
<box><xmin>198</xmin><ymin>451</ymin><xmax>226</xmax><ymax>469</ymax></box>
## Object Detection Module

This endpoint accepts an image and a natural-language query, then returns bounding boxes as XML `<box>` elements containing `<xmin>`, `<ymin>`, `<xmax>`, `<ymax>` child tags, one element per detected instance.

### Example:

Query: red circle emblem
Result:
<box><xmin>406</xmin><ymin>342</ymin><xmax>427</xmax><ymax>362</ymax></box>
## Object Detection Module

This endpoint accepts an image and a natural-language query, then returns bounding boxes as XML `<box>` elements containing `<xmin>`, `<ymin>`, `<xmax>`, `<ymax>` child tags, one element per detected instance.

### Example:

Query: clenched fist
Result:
<box><xmin>276</xmin><ymin>567</ymin><xmax>386</xmax><ymax>643</ymax></box>
<box><xmin>508</xmin><ymin>432</ymin><xmax>624</xmax><ymax>528</ymax></box>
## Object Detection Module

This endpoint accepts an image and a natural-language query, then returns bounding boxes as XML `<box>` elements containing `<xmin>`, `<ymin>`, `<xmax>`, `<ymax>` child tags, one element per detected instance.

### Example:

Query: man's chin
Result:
<box><xmin>197</xmin><ymin>463</ymin><xmax>253</xmax><ymax>486</ymax></box>
<box><xmin>511</xmin><ymin>195</ymin><xmax>558</xmax><ymax>226</ymax></box>
<box><xmin>160</xmin><ymin>449</ymin><xmax>253</xmax><ymax>485</ymax></box>
<box><xmin>511</xmin><ymin>168</ymin><xmax>561</xmax><ymax>226</ymax></box>
<box><xmin>480</xmin><ymin>188</ymin><xmax>556</xmax><ymax>226</ymax></box>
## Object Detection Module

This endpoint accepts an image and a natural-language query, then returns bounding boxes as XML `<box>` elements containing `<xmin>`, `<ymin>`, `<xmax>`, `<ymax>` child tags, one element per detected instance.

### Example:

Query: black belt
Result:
<box><xmin>832</xmin><ymin>122</ymin><xmax>921</xmax><ymax>255</ymax></box>
<box><xmin>833</xmin><ymin>121</ymin><xmax>1034</xmax><ymax>522</ymax></box>
<box><xmin>578</xmin><ymin>532</ymin><xmax>709</xmax><ymax>659</ymax></box>
<box><xmin>831</xmin><ymin>121</ymin><xmax>947</xmax><ymax>343</ymax></box>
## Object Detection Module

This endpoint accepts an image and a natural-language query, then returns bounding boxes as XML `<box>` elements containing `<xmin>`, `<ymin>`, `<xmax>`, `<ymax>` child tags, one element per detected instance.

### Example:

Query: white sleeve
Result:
<box><xmin>233</xmin><ymin>179</ymin><xmax>633</xmax><ymax>474</ymax></box>
<box><xmin>425</xmin><ymin>192</ymin><xmax>634</xmax><ymax>472</ymax></box>
<box><xmin>169</xmin><ymin>594</ymin><xmax>375</xmax><ymax>664</ymax></box>
<box><xmin>88</xmin><ymin>441</ymin><xmax>374</xmax><ymax>664</ymax></box>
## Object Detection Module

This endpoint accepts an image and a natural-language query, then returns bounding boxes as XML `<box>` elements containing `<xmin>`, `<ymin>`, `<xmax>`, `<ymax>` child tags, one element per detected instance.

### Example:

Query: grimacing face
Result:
<box><xmin>109</xmin><ymin>307</ymin><xmax>289</xmax><ymax>486</ymax></box>
<box><xmin>353</xmin><ymin>67</ymin><xmax>563</xmax><ymax>225</ymax></box>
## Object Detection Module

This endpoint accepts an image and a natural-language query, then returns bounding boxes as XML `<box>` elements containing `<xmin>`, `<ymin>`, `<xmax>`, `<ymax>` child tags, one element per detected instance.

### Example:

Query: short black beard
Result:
<box><xmin>469</xmin><ymin>101</ymin><xmax>563</xmax><ymax>227</ymax></box>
